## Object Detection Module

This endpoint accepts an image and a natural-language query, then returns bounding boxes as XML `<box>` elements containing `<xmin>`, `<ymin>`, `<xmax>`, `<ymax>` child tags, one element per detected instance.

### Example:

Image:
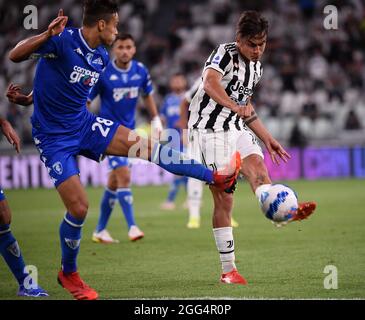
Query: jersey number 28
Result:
<box><xmin>92</xmin><ymin>117</ymin><xmax>114</xmax><ymax>137</ymax></box>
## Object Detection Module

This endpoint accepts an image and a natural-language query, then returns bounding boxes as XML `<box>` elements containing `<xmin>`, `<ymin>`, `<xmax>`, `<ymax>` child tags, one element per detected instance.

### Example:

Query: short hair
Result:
<box><xmin>115</xmin><ymin>33</ymin><xmax>135</xmax><ymax>43</ymax></box>
<box><xmin>171</xmin><ymin>72</ymin><xmax>185</xmax><ymax>78</ymax></box>
<box><xmin>83</xmin><ymin>0</ymin><xmax>119</xmax><ymax>27</ymax></box>
<box><xmin>236</xmin><ymin>11</ymin><xmax>268</xmax><ymax>39</ymax></box>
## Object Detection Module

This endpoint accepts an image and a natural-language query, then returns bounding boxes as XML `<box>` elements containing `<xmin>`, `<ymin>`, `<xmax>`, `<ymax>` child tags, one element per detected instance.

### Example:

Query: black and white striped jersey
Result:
<box><xmin>188</xmin><ymin>42</ymin><xmax>263</xmax><ymax>132</ymax></box>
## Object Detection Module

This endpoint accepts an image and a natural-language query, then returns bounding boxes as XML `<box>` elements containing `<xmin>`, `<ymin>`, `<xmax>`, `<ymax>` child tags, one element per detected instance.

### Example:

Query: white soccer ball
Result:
<box><xmin>259</xmin><ymin>184</ymin><xmax>298</xmax><ymax>223</ymax></box>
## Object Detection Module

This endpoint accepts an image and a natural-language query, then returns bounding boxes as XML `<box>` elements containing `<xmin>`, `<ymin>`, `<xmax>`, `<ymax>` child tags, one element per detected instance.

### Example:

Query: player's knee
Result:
<box><xmin>117</xmin><ymin>176</ymin><xmax>130</xmax><ymax>187</ymax></box>
<box><xmin>241</xmin><ymin>155</ymin><xmax>268</xmax><ymax>180</ymax></box>
<box><xmin>68</xmin><ymin>200</ymin><xmax>89</xmax><ymax>219</ymax></box>
<box><xmin>115</xmin><ymin>167</ymin><xmax>131</xmax><ymax>187</ymax></box>
<box><xmin>212</xmin><ymin>190</ymin><xmax>233</xmax><ymax>212</ymax></box>
<box><xmin>220</xmin><ymin>194</ymin><xmax>233</xmax><ymax>212</ymax></box>
<box><xmin>107</xmin><ymin>179</ymin><xmax>118</xmax><ymax>191</ymax></box>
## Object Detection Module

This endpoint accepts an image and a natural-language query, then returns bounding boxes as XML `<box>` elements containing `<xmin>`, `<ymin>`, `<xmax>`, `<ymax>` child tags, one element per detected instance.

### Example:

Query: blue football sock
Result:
<box><xmin>96</xmin><ymin>188</ymin><xmax>117</xmax><ymax>232</ymax></box>
<box><xmin>167</xmin><ymin>176</ymin><xmax>187</xmax><ymax>202</ymax></box>
<box><xmin>151</xmin><ymin>144</ymin><xmax>214</xmax><ymax>183</ymax></box>
<box><xmin>59</xmin><ymin>212</ymin><xmax>84</xmax><ymax>274</ymax></box>
<box><xmin>0</xmin><ymin>224</ymin><xmax>27</xmax><ymax>285</ymax></box>
<box><xmin>117</xmin><ymin>188</ymin><xmax>136</xmax><ymax>229</ymax></box>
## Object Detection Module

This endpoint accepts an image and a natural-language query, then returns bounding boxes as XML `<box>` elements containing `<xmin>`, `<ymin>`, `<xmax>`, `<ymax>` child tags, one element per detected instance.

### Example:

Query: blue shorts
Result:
<box><xmin>0</xmin><ymin>187</ymin><xmax>5</xmax><ymax>201</ymax></box>
<box><xmin>107</xmin><ymin>156</ymin><xmax>130</xmax><ymax>170</ymax></box>
<box><xmin>33</xmin><ymin>113</ymin><xmax>120</xmax><ymax>188</ymax></box>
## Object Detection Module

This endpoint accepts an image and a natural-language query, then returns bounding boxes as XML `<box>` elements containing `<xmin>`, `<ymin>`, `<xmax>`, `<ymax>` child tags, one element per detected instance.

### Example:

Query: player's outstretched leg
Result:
<box><xmin>0</xmin><ymin>197</ymin><xmax>48</xmax><ymax>297</ymax></box>
<box><xmin>57</xmin><ymin>176</ymin><xmax>98</xmax><ymax>300</ymax></box>
<box><xmin>241</xmin><ymin>154</ymin><xmax>316</xmax><ymax>225</ymax></box>
<box><xmin>151</xmin><ymin>143</ymin><xmax>241</xmax><ymax>192</ymax></box>
<box><xmin>105</xmin><ymin>126</ymin><xmax>241</xmax><ymax>192</ymax></box>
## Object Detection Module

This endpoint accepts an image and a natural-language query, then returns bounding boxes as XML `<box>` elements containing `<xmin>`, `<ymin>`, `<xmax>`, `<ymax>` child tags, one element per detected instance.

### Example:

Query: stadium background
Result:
<box><xmin>0</xmin><ymin>0</ymin><xmax>365</xmax><ymax>186</ymax></box>
<box><xmin>0</xmin><ymin>0</ymin><xmax>364</xmax><ymax>300</ymax></box>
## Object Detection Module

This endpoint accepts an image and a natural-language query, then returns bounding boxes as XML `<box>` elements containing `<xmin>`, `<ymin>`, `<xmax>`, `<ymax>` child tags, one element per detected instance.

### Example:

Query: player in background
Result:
<box><xmin>159</xmin><ymin>73</ymin><xmax>188</xmax><ymax>211</ymax></box>
<box><xmin>8</xmin><ymin>0</ymin><xmax>239</xmax><ymax>299</ymax></box>
<box><xmin>188</xmin><ymin>11</ymin><xmax>316</xmax><ymax>285</ymax></box>
<box><xmin>178</xmin><ymin>78</ymin><xmax>239</xmax><ymax>229</ymax></box>
<box><xmin>87</xmin><ymin>33</ymin><xmax>162</xmax><ymax>243</ymax></box>
<box><xmin>0</xmin><ymin>117</ymin><xmax>48</xmax><ymax>297</ymax></box>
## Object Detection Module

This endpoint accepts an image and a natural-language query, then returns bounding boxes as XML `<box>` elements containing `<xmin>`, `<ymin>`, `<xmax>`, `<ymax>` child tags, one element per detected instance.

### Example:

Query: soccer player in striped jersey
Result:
<box><xmin>0</xmin><ymin>117</ymin><xmax>48</xmax><ymax>297</ymax></box>
<box><xmin>179</xmin><ymin>78</ymin><xmax>240</xmax><ymax>229</ymax></box>
<box><xmin>188</xmin><ymin>11</ymin><xmax>316</xmax><ymax>285</ymax></box>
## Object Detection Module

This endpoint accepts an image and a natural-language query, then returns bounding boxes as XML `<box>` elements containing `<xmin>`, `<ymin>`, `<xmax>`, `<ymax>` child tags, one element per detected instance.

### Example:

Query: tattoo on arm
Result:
<box><xmin>244</xmin><ymin>111</ymin><xmax>258</xmax><ymax>125</ymax></box>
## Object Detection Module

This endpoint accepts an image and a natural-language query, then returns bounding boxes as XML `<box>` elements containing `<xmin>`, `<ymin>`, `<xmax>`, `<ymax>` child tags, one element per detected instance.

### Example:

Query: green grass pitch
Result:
<box><xmin>0</xmin><ymin>179</ymin><xmax>364</xmax><ymax>299</ymax></box>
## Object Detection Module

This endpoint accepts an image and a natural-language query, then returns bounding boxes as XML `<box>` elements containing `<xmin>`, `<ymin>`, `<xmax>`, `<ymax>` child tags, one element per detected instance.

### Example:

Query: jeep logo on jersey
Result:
<box><xmin>113</xmin><ymin>87</ymin><xmax>139</xmax><ymax>102</ymax></box>
<box><xmin>231</xmin><ymin>81</ymin><xmax>253</xmax><ymax>96</ymax></box>
<box><xmin>69</xmin><ymin>66</ymin><xmax>100</xmax><ymax>87</ymax></box>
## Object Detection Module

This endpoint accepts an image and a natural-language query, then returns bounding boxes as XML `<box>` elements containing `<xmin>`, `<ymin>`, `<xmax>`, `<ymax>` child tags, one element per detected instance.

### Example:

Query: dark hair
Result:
<box><xmin>115</xmin><ymin>33</ymin><xmax>135</xmax><ymax>42</ymax></box>
<box><xmin>236</xmin><ymin>11</ymin><xmax>268</xmax><ymax>39</ymax></box>
<box><xmin>171</xmin><ymin>72</ymin><xmax>185</xmax><ymax>78</ymax></box>
<box><xmin>83</xmin><ymin>0</ymin><xmax>119</xmax><ymax>27</ymax></box>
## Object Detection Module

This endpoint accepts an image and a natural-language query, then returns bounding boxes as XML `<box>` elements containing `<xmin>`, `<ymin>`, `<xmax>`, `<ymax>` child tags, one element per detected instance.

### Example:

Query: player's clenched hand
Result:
<box><xmin>0</xmin><ymin>119</ymin><xmax>21</xmax><ymax>153</ymax></box>
<box><xmin>47</xmin><ymin>9</ymin><xmax>68</xmax><ymax>37</ymax></box>
<box><xmin>239</xmin><ymin>102</ymin><xmax>255</xmax><ymax>119</ymax></box>
<box><xmin>6</xmin><ymin>84</ymin><xmax>32</xmax><ymax>106</ymax></box>
<box><xmin>264</xmin><ymin>137</ymin><xmax>291</xmax><ymax>165</ymax></box>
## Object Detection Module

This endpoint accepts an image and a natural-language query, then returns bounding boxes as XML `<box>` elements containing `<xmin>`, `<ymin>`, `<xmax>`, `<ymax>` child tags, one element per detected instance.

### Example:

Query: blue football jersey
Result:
<box><xmin>160</xmin><ymin>93</ymin><xmax>183</xmax><ymax>130</ymax></box>
<box><xmin>32</xmin><ymin>27</ymin><xmax>109</xmax><ymax>134</ymax></box>
<box><xmin>88</xmin><ymin>59</ymin><xmax>153</xmax><ymax>129</ymax></box>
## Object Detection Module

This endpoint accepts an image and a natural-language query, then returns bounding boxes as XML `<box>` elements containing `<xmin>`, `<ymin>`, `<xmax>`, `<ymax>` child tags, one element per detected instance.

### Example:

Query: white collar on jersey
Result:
<box><xmin>78</xmin><ymin>28</ymin><xmax>96</xmax><ymax>52</ymax></box>
<box><xmin>112</xmin><ymin>59</ymin><xmax>133</xmax><ymax>73</ymax></box>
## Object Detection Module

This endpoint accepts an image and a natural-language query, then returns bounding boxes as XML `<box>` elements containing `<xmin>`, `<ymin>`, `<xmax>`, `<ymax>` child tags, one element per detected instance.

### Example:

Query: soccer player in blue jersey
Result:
<box><xmin>8</xmin><ymin>0</ymin><xmax>239</xmax><ymax>300</ymax></box>
<box><xmin>0</xmin><ymin>117</ymin><xmax>48</xmax><ymax>297</ymax></box>
<box><xmin>88</xmin><ymin>33</ymin><xmax>162</xmax><ymax>243</ymax></box>
<box><xmin>160</xmin><ymin>73</ymin><xmax>188</xmax><ymax>211</ymax></box>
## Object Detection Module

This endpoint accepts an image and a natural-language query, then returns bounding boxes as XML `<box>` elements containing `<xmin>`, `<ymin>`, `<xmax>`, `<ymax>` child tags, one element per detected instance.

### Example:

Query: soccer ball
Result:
<box><xmin>259</xmin><ymin>184</ymin><xmax>298</xmax><ymax>223</ymax></box>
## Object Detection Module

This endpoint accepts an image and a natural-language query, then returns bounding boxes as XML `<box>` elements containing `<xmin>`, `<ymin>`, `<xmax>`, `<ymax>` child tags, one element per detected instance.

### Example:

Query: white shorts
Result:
<box><xmin>187</xmin><ymin>128</ymin><xmax>263</xmax><ymax>170</ymax></box>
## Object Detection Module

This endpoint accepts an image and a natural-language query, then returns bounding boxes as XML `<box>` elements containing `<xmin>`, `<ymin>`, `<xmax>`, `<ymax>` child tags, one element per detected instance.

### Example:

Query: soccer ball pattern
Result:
<box><xmin>259</xmin><ymin>184</ymin><xmax>298</xmax><ymax>222</ymax></box>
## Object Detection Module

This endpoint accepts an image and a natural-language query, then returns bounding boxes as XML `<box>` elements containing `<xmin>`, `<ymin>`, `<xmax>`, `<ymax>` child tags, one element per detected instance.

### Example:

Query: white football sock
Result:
<box><xmin>187</xmin><ymin>178</ymin><xmax>203</xmax><ymax>219</ymax></box>
<box><xmin>213</xmin><ymin>227</ymin><xmax>236</xmax><ymax>273</ymax></box>
<box><xmin>255</xmin><ymin>184</ymin><xmax>271</xmax><ymax>201</ymax></box>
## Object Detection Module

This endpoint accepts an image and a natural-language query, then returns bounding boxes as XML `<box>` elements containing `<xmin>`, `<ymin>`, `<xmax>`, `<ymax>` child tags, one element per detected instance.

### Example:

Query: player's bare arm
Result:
<box><xmin>0</xmin><ymin>117</ymin><xmax>21</xmax><ymax>153</ymax></box>
<box><xmin>203</xmin><ymin>68</ymin><xmax>241</xmax><ymax>114</ymax></box>
<box><xmin>143</xmin><ymin>94</ymin><xmax>159</xmax><ymax>118</ymax></box>
<box><xmin>244</xmin><ymin>103</ymin><xmax>290</xmax><ymax>165</ymax></box>
<box><xmin>8</xmin><ymin>9</ymin><xmax>68</xmax><ymax>62</ymax></box>
<box><xmin>203</xmin><ymin>68</ymin><xmax>252</xmax><ymax>118</ymax></box>
<box><xmin>6</xmin><ymin>84</ymin><xmax>33</xmax><ymax>106</ymax></box>
<box><xmin>176</xmin><ymin>98</ymin><xmax>189</xmax><ymax>129</ymax></box>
